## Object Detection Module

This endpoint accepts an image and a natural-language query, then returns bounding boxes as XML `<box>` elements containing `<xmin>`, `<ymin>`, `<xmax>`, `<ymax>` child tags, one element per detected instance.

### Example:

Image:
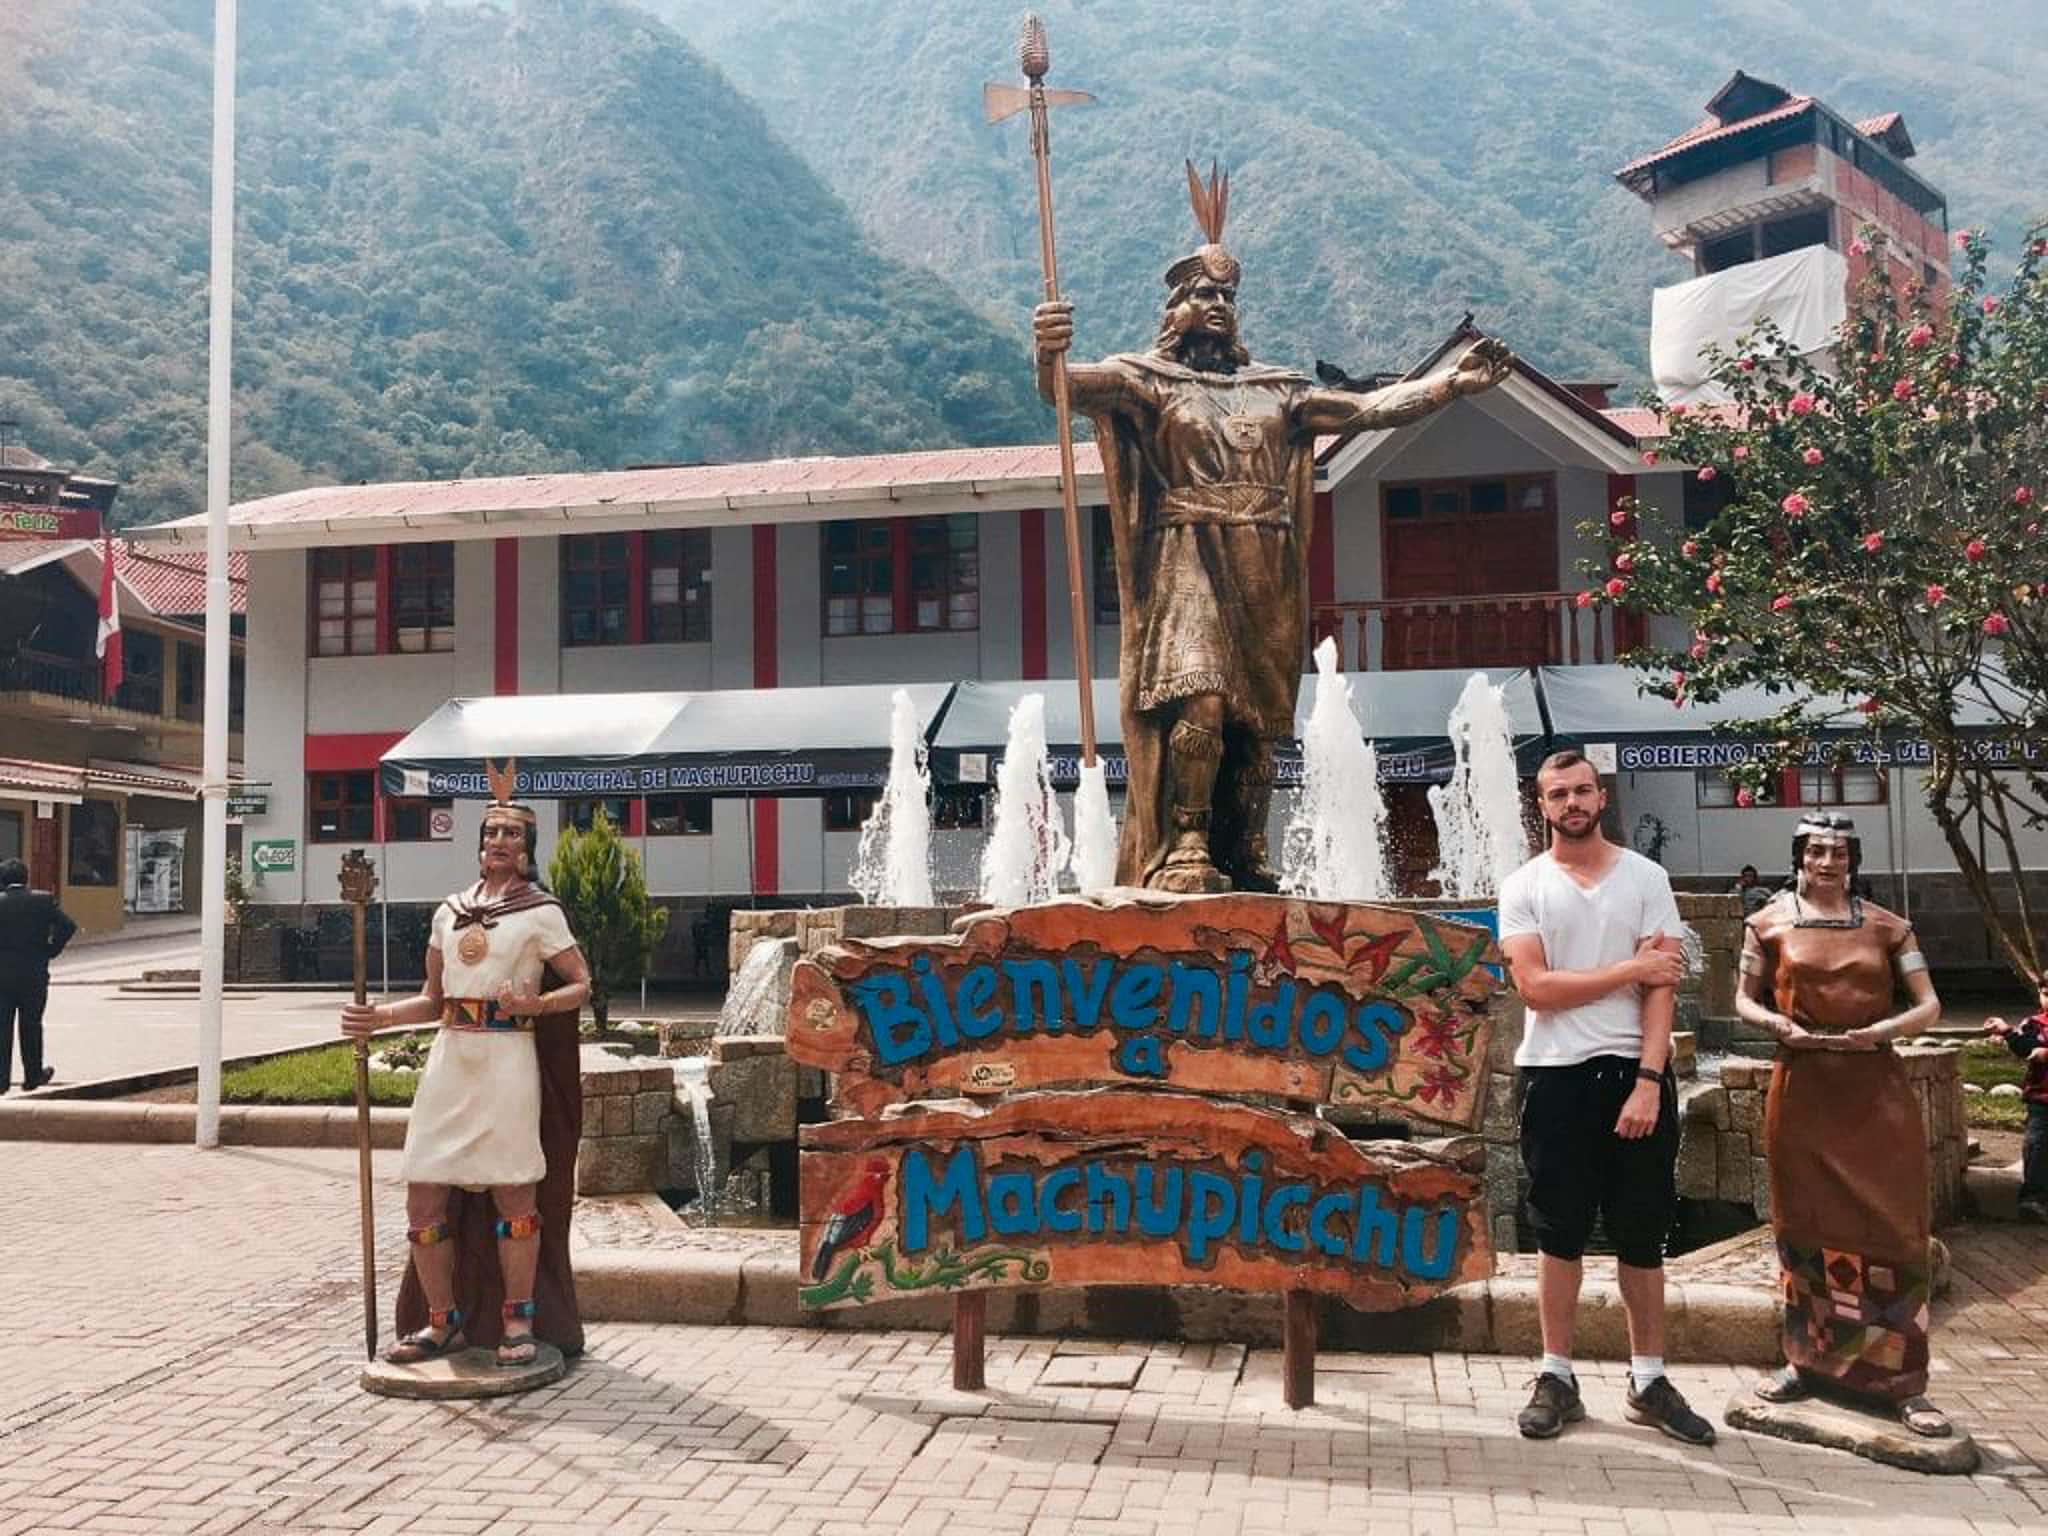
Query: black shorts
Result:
<box><xmin>1518</xmin><ymin>1055</ymin><xmax>1679</xmax><ymax>1269</ymax></box>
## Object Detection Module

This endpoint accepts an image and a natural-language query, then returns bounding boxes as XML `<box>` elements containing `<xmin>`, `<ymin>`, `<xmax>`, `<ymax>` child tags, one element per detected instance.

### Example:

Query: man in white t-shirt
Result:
<box><xmin>1497</xmin><ymin>749</ymin><xmax>1714</xmax><ymax>1446</ymax></box>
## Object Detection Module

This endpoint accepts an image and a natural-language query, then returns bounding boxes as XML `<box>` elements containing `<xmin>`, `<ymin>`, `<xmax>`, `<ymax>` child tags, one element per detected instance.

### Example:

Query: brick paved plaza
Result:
<box><xmin>2</xmin><ymin>1142</ymin><xmax>2045</xmax><ymax>1536</ymax></box>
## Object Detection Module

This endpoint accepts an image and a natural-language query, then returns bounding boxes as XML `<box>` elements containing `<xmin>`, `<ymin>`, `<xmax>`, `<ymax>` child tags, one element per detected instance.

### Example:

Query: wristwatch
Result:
<box><xmin>1635</xmin><ymin>1065</ymin><xmax>1665</xmax><ymax>1086</ymax></box>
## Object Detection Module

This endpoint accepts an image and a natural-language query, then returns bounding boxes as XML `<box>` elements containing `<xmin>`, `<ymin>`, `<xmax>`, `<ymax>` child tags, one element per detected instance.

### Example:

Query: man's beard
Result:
<box><xmin>1546</xmin><ymin>809</ymin><xmax>1600</xmax><ymax>843</ymax></box>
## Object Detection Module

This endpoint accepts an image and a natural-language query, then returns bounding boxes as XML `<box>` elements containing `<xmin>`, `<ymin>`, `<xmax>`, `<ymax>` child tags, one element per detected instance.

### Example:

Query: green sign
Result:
<box><xmin>226</xmin><ymin>791</ymin><xmax>269</xmax><ymax>818</ymax></box>
<box><xmin>249</xmin><ymin>839</ymin><xmax>297</xmax><ymax>875</ymax></box>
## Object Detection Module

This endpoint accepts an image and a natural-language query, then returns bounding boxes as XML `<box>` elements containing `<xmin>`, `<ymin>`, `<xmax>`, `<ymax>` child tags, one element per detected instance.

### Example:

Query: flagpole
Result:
<box><xmin>196</xmin><ymin>0</ymin><xmax>237</xmax><ymax>1149</ymax></box>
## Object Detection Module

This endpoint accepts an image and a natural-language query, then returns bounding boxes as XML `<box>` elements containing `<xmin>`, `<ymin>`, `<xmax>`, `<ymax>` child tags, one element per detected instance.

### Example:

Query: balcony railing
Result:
<box><xmin>1310</xmin><ymin>593</ymin><xmax>1620</xmax><ymax>673</ymax></box>
<box><xmin>0</xmin><ymin>648</ymin><xmax>97</xmax><ymax>701</ymax></box>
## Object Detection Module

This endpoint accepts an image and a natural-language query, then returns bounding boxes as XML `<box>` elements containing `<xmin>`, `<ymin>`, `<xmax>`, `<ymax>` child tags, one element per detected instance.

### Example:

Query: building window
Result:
<box><xmin>176</xmin><ymin>642</ymin><xmax>202</xmax><ymax>722</ymax></box>
<box><xmin>1091</xmin><ymin>506</ymin><xmax>1120</xmax><ymax>624</ymax></box>
<box><xmin>822</xmin><ymin>516</ymin><xmax>979</xmax><ymax>636</ymax></box>
<box><xmin>67</xmin><ymin>799</ymin><xmax>119</xmax><ymax>886</ymax></box>
<box><xmin>646</xmin><ymin>531</ymin><xmax>713</xmax><ymax>643</ymax></box>
<box><xmin>311</xmin><ymin>547</ymin><xmax>379</xmax><ymax>656</ymax></box>
<box><xmin>389</xmin><ymin>543</ymin><xmax>455</xmax><ymax>653</ymax></box>
<box><xmin>310</xmin><ymin>772</ymin><xmax>375</xmax><ymax>843</ymax></box>
<box><xmin>562</xmin><ymin>797</ymin><xmax>631</xmax><ymax>834</ymax></box>
<box><xmin>562</xmin><ymin>534</ymin><xmax>632</xmax><ymax>647</ymax></box>
<box><xmin>114</xmin><ymin>630</ymin><xmax>164</xmax><ymax>715</ymax></box>
<box><xmin>1800</xmin><ymin>763</ymin><xmax>1887</xmax><ymax>806</ymax></box>
<box><xmin>824</xmin><ymin>789</ymin><xmax>880</xmax><ymax>832</ymax></box>
<box><xmin>933</xmin><ymin>786</ymin><xmax>985</xmax><ymax>830</ymax></box>
<box><xmin>1696</xmin><ymin>771</ymin><xmax>1779</xmax><ymax>809</ymax></box>
<box><xmin>384</xmin><ymin>796</ymin><xmax>453</xmax><ymax>842</ymax></box>
<box><xmin>647</xmin><ymin>793</ymin><xmax>712</xmax><ymax>836</ymax></box>
<box><xmin>823</xmin><ymin>521</ymin><xmax>897</xmax><ymax>636</ymax></box>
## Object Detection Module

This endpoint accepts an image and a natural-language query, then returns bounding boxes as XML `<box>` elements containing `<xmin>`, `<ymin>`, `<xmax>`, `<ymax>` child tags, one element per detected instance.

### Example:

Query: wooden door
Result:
<box><xmin>29</xmin><ymin>808</ymin><xmax>60</xmax><ymax>893</ymax></box>
<box><xmin>1382</xmin><ymin>475</ymin><xmax>1559</xmax><ymax>670</ymax></box>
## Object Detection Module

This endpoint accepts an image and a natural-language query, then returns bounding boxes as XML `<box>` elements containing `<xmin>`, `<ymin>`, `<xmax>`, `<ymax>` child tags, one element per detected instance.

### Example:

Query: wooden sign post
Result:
<box><xmin>789</xmin><ymin>892</ymin><xmax>1503</xmax><ymax>1406</ymax></box>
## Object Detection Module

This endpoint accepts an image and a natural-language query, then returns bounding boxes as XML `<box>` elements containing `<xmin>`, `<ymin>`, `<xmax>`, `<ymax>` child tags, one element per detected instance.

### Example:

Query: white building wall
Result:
<box><xmin>241</xmin><ymin>549</ymin><xmax>308</xmax><ymax>907</ymax></box>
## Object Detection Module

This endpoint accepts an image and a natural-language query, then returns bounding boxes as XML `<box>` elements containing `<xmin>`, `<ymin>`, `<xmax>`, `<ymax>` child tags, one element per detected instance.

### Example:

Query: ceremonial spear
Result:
<box><xmin>984</xmin><ymin>14</ymin><xmax>1116</xmax><ymax>892</ymax></box>
<box><xmin>339</xmin><ymin>848</ymin><xmax>380</xmax><ymax>1360</ymax></box>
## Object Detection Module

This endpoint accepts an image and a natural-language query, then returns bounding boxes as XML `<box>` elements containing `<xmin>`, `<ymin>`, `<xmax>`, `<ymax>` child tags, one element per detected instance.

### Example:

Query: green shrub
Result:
<box><xmin>222</xmin><ymin>1042</ymin><xmax>420</xmax><ymax>1106</ymax></box>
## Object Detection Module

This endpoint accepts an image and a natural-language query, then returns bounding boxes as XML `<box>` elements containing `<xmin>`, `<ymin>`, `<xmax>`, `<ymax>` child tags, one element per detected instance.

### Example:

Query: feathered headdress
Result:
<box><xmin>1164</xmin><ymin>159</ymin><xmax>1240</xmax><ymax>291</ymax></box>
<box><xmin>481</xmin><ymin>758</ymin><xmax>536</xmax><ymax>826</ymax></box>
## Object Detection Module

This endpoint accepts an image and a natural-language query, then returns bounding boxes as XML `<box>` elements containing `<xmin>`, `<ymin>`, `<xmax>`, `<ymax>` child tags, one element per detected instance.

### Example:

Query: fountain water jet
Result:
<box><xmin>979</xmin><ymin>692</ymin><xmax>1070</xmax><ymax>906</ymax></box>
<box><xmin>1282</xmin><ymin>637</ymin><xmax>1388</xmax><ymax>901</ymax></box>
<box><xmin>1428</xmin><ymin>671</ymin><xmax>1529</xmax><ymax>899</ymax></box>
<box><xmin>1070</xmin><ymin>761</ymin><xmax>1117</xmax><ymax>894</ymax></box>
<box><xmin>849</xmin><ymin>688</ymin><xmax>934</xmax><ymax>906</ymax></box>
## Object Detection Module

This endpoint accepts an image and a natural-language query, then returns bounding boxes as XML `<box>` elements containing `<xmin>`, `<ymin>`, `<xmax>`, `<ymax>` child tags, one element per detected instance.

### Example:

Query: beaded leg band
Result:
<box><xmin>427</xmin><ymin>1305</ymin><xmax>463</xmax><ymax>1332</ymax></box>
<box><xmin>493</xmin><ymin>1213</ymin><xmax>541</xmax><ymax>1240</ymax></box>
<box><xmin>502</xmin><ymin>1299</ymin><xmax>536</xmax><ymax>1324</ymax></box>
<box><xmin>408</xmin><ymin>1220</ymin><xmax>450</xmax><ymax>1246</ymax></box>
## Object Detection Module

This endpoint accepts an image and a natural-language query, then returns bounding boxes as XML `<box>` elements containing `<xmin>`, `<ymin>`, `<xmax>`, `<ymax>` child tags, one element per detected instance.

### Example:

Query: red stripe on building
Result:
<box><xmin>1019</xmin><ymin>506</ymin><xmax>1047</xmax><ymax>679</ymax></box>
<box><xmin>1308</xmin><ymin>491</ymin><xmax>1336</xmax><ymax>652</ymax></box>
<box><xmin>304</xmin><ymin>731</ymin><xmax>406</xmax><ymax>772</ymax></box>
<box><xmin>1606</xmin><ymin>473</ymin><xmax>1647</xmax><ymax>653</ymax></box>
<box><xmin>751</xmin><ymin>525</ymin><xmax>778</xmax><ymax>894</ymax></box>
<box><xmin>493</xmin><ymin>538</ymin><xmax>519</xmax><ymax>694</ymax></box>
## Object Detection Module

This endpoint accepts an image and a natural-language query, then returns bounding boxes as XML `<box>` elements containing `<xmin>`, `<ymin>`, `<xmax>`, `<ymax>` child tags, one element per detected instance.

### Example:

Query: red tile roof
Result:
<box><xmin>0</xmin><ymin>539</ymin><xmax>90</xmax><ymax>577</ymax></box>
<box><xmin>0</xmin><ymin>758</ymin><xmax>86</xmax><ymax>796</ymax></box>
<box><xmin>1615</xmin><ymin>96</ymin><xmax>1817</xmax><ymax>188</ymax></box>
<box><xmin>133</xmin><ymin>444</ymin><xmax>1108</xmax><ymax>547</ymax></box>
<box><xmin>114</xmin><ymin>544</ymin><xmax>247</xmax><ymax>616</ymax></box>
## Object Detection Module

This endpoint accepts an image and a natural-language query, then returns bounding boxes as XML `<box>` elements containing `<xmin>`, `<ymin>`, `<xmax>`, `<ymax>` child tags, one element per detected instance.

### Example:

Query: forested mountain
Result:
<box><xmin>656</xmin><ymin>0</ymin><xmax>2048</xmax><ymax>388</ymax></box>
<box><xmin>0</xmin><ymin>0</ymin><xmax>1047</xmax><ymax>524</ymax></box>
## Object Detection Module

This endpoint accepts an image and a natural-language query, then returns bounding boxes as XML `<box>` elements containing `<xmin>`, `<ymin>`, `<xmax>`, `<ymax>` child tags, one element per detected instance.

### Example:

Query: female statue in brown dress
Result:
<box><xmin>1734</xmin><ymin>812</ymin><xmax>1949</xmax><ymax>1435</ymax></box>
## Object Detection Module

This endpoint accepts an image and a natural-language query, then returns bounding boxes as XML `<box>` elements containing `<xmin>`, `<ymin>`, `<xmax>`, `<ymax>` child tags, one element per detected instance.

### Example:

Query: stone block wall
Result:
<box><xmin>1677</xmin><ymin>1048</ymin><xmax>1968</xmax><ymax>1228</ymax></box>
<box><xmin>730</xmin><ymin>903</ymin><xmax>966</xmax><ymax>976</ymax></box>
<box><xmin>576</xmin><ymin>1055</ymin><xmax>676</xmax><ymax>1196</ymax></box>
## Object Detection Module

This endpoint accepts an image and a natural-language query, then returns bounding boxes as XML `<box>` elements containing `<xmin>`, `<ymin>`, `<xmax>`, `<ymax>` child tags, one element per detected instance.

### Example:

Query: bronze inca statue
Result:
<box><xmin>1034</xmin><ymin>162</ymin><xmax>1512</xmax><ymax>894</ymax></box>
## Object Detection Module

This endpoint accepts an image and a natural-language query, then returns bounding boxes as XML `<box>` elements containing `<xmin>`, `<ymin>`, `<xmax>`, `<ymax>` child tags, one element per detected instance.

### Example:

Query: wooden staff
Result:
<box><xmin>986</xmin><ymin>13</ymin><xmax>1099</xmax><ymax>764</ymax></box>
<box><xmin>339</xmin><ymin>848</ymin><xmax>380</xmax><ymax>1361</ymax></box>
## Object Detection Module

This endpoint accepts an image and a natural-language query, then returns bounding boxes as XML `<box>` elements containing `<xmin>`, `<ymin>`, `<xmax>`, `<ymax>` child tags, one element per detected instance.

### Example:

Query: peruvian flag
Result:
<box><xmin>96</xmin><ymin>530</ymin><xmax>122</xmax><ymax>698</ymax></box>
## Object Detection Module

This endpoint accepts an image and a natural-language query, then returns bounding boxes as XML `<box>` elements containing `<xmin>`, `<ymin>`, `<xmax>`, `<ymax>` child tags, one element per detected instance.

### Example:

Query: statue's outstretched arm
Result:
<box><xmin>1033</xmin><ymin>301</ymin><xmax>1158</xmax><ymax>416</ymax></box>
<box><xmin>1296</xmin><ymin>337</ymin><xmax>1514</xmax><ymax>438</ymax></box>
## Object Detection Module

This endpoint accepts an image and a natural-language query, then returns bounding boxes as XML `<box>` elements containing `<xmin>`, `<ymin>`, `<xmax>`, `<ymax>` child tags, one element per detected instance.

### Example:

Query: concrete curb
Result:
<box><xmin>571</xmin><ymin>1248</ymin><xmax>1782</xmax><ymax>1364</ymax></box>
<box><xmin>0</xmin><ymin>1099</ymin><xmax>408</xmax><ymax>1148</ymax></box>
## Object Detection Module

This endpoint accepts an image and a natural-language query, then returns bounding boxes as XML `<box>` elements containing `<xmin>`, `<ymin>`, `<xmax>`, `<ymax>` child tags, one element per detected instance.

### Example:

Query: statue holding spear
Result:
<box><xmin>998</xmin><ymin>14</ymin><xmax>1514</xmax><ymax>894</ymax></box>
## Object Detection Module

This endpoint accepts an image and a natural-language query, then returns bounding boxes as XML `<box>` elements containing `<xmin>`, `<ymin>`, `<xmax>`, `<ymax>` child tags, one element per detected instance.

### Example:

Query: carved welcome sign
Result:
<box><xmin>798</xmin><ymin>1091</ymin><xmax>1487</xmax><ymax>1313</ymax></box>
<box><xmin>785</xmin><ymin>893</ymin><xmax>1499</xmax><ymax>1126</ymax></box>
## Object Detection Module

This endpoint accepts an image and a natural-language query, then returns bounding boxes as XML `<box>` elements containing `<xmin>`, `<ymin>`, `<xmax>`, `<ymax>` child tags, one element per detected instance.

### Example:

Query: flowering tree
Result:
<box><xmin>1579</xmin><ymin>224</ymin><xmax>2048</xmax><ymax>985</ymax></box>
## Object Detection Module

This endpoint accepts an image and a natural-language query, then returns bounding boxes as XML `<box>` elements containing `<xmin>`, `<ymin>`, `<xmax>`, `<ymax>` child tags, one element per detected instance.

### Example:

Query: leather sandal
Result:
<box><xmin>386</xmin><ymin>1307</ymin><xmax>465</xmax><ymax>1364</ymax></box>
<box><xmin>497</xmin><ymin>1299</ymin><xmax>538</xmax><ymax>1367</ymax></box>
<box><xmin>1898</xmin><ymin>1396</ymin><xmax>1952</xmax><ymax>1438</ymax></box>
<box><xmin>1753</xmin><ymin>1365</ymin><xmax>1809</xmax><ymax>1403</ymax></box>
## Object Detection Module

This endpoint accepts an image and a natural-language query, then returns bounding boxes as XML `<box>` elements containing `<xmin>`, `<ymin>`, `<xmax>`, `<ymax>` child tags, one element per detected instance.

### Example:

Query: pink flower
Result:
<box><xmin>1738</xmin><ymin>357</ymin><xmax>1757</xmax><ymax>372</ymax></box>
<box><xmin>1984</xmin><ymin>612</ymin><xmax>2010</xmax><ymax>636</ymax></box>
<box><xmin>1705</xmin><ymin>571</ymin><xmax>1724</xmax><ymax>595</ymax></box>
<box><xmin>1781</xmin><ymin>492</ymin><xmax>1810</xmax><ymax>518</ymax></box>
<box><xmin>1667</xmin><ymin>402</ymin><xmax>1689</xmax><ymax>417</ymax></box>
<box><xmin>1863</xmin><ymin>531</ymin><xmax>1884</xmax><ymax>552</ymax></box>
<box><xmin>1966</xmin><ymin>539</ymin><xmax>1987</xmax><ymax>562</ymax></box>
<box><xmin>1641</xmin><ymin>450</ymin><xmax>1659</xmax><ymax>466</ymax></box>
<box><xmin>1926</xmin><ymin>583</ymin><xmax>1947</xmax><ymax>605</ymax></box>
<box><xmin>1789</xmin><ymin>392</ymin><xmax>1817</xmax><ymax>416</ymax></box>
<box><xmin>2015</xmin><ymin>486</ymin><xmax>2034</xmax><ymax>506</ymax></box>
<box><xmin>1802</xmin><ymin>447</ymin><xmax>1824</xmax><ymax>466</ymax></box>
<box><xmin>1614</xmin><ymin>553</ymin><xmax>1635</xmax><ymax>573</ymax></box>
<box><xmin>1733</xmin><ymin>444</ymin><xmax>1750</xmax><ymax>461</ymax></box>
<box><xmin>1849</xmin><ymin>238</ymin><xmax>1870</xmax><ymax>258</ymax></box>
<box><xmin>1689</xmin><ymin>635</ymin><xmax>1708</xmax><ymax>660</ymax></box>
<box><xmin>1696</xmin><ymin>465</ymin><xmax>1717</xmax><ymax>482</ymax></box>
<box><xmin>1681</xmin><ymin>540</ymin><xmax>1699</xmax><ymax>558</ymax></box>
<box><xmin>1983</xmin><ymin>296</ymin><xmax>2000</xmax><ymax>315</ymax></box>
<box><xmin>1954</xmin><ymin>229</ymin><xmax>1973</xmax><ymax>250</ymax></box>
<box><xmin>1771</xmin><ymin>594</ymin><xmax>1793</xmax><ymax>612</ymax></box>
<box><xmin>1672</xmin><ymin>670</ymin><xmax>1687</xmax><ymax>695</ymax></box>
<box><xmin>1906</xmin><ymin>324</ymin><xmax>1934</xmax><ymax>349</ymax></box>
<box><xmin>1605</xmin><ymin>577</ymin><xmax>1628</xmax><ymax>599</ymax></box>
<box><xmin>1609</xmin><ymin>507</ymin><xmax>1631</xmax><ymax>528</ymax></box>
<box><xmin>1892</xmin><ymin>377</ymin><xmax>1916</xmax><ymax>402</ymax></box>
<box><xmin>1735</xmin><ymin>788</ymin><xmax>1756</xmax><ymax>808</ymax></box>
<box><xmin>1574</xmin><ymin>590</ymin><xmax>1594</xmax><ymax>609</ymax></box>
<box><xmin>1859</xmin><ymin>697</ymin><xmax>1883</xmax><ymax>715</ymax></box>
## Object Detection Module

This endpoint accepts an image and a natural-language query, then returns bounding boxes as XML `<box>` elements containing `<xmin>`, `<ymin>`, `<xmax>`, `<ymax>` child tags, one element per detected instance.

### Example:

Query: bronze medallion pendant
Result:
<box><xmin>1222</xmin><ymin>413</ymin><xmax>1264</xmax><ymax>454</ymax></box>
<box><xmin>457</xmin><ymin>925</ymin><xmax>490</xmax><ymax>966</ymax></box>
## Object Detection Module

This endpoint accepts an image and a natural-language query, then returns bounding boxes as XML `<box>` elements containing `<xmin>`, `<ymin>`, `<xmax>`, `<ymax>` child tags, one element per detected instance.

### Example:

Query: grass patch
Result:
<box><xmin>1957</xmin><ymin>1039</ymin><xmax>2030</xmax><ymax>1131</ymax></box>
<box><xmin>222</xmin><ymin>1039</ymin><xmax>423</xmax><ymax>1107</ymax></box>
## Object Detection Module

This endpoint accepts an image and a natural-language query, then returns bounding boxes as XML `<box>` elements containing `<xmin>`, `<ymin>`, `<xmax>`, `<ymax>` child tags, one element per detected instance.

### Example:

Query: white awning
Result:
<box><xmin>1651</xmin><ymin>245</ymin><xmax>1847</xmax><ymax>406</ymax></box>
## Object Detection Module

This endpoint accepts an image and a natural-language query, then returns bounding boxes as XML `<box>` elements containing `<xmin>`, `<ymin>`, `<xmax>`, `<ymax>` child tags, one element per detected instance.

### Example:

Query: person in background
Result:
<box><xmin>0</xmin><ymin>857</ymin><xmax>77</xmax><ymax>1092</ymax></box>
<box><xmin>1984</xmin><ymin>982</ymin><xmax>2048</xmax><ymax>1224</ymax></box>
<box><xmin>1732</xmin><ymin>864</ymin><xmax>1772</xmax><ymax>917</ymax></box>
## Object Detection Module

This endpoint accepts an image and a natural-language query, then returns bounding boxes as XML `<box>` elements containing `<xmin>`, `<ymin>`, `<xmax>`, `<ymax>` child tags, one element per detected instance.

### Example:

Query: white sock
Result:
<box><xmin>1540</xmin><ymin>1352</ymin><xmax>1576</xmax><ymax>1385</ymax></box>
<box><xmin>1631</xmin><ymin>1355</ymin><xmax>1666</xmax><ymax>1394</ymax></box>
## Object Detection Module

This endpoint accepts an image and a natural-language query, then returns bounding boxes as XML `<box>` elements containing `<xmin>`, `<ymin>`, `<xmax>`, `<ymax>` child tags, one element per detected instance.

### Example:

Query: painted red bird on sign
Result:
<box><xmin>810</xmin><ymin>1159</ymin><xmax>891</xmax><ymax>1280</ymax></box>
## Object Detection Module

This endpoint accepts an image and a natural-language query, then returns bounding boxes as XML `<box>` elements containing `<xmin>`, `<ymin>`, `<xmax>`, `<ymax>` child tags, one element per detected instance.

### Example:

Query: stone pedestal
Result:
<box><xmin>1725</xmin><ymin>1390</ymin><xmax>1979</xmax><ymax>1474</ymax></box>
<box><xmin>361</xmin><ymin>1342</ymin><xmax>566</xmax><ymax>1399</ymax></box>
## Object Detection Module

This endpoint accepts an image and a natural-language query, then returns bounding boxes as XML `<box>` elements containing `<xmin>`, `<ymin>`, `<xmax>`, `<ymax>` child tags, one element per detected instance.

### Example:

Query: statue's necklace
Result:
<box><xmin>458</xmin><ymin>925</ymin><xmax>491</xmax><ymax>965</ymax></box>
<box><xmin>1218</xmin><ymin>376</ymin><xmax>1263</xmax><ymax>456</ymax></box>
